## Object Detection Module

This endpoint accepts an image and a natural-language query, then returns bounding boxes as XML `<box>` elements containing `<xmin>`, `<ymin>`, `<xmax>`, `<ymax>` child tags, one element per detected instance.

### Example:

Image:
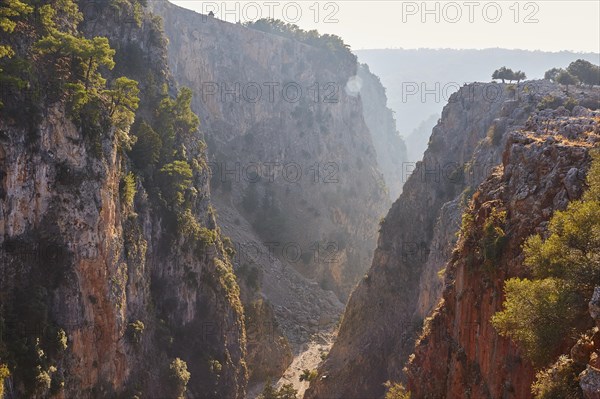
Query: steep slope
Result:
<box><xmin>150</xmin><ymin>2</ymin><xmax>391</xmax><ymax>304</ymax></box>
<box><xmin>0</xmin><ymin>1</ymin><xmax>246</xmax><ymax>398</ymax></box>
<box><xmin>406</xmin><ymin>107</ymin><xmax>600</xmax><ymax>398</ymax></box>
<box><xmin>306</xmin><ymin>81</ymin><xmax>599</xmax><ymax>399</ymax></box>
<box><xmin>357</xmin><ymin>63</ymin><xmax>408</xmax><ymax>199</ymax></box>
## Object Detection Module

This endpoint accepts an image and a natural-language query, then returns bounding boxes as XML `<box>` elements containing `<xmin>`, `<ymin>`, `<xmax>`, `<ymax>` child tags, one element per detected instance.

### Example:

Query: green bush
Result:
<box><xmin>168</xmin><ymin>358</ymin><xmax>191</xmax><ymax>399</ymax></box>
<box><xmin>209</xmin><ymin>359</ymin><xmax>222</xmax><ymax>375</ymax></box>
<box><xmin>198</xmin><ymin>227</ymin><xmax>218</xmax><ymax>247</ymax></box>
<box><xmin>45</xmin><ymin>327</ymin><xmax>68</xmax><ymax>356</ymax></box>
<box><xmin>159</xmin><ymin>160</ymin><xmax>193</xmax><ymax>207</ymax></box>
<box><xmin>564</xmin><ymin>97</ymin><xmax>578</xmax><ymax>111</ymax></box>
<box><xmin>384</xmin><ymin>381</ymin><xmax>411</xmax><ymax>399</ymax></box>
<box><xmin>259</xmin><ymin>380</ymin><xmax>298</xmax><ymax>399</ymax></box>
<box><xmin>479</xmin><ymin>207</ymin><xmax>507</xmax><ymax>270</ymax></box>
<box><xmin>299</xmin><ymin>369</ymin><xmax>317</xmax><ymax>382</ymax></box>
<box><xmin>104</xmin><ymin>77</ymin><xmax>140</xmax><ymax>151</ymax></box>
<box><xmin>491</xmin><ymin>278</ymin><xmax>574</xmax><ymax>365</ymax></box>
<box><xmin>567</xmin><ymin>59</ymin><xmax>600</xmax><ymax>87</ymax></box>
<box><xmin>537</xmin><ymin>95</ymin><xmax>563</xmax><ymax>110</ymax></box>
<box><xmin>130</xmin><ymin>121</ymin><xmax>162</xmax><ymax>169</ymax></box>
<box><xmin>244</xmin><ymin>19</ymin><xmax>355</xmax><ymax>64</ymax></box>
<box><xmin>0</xmin><ymin>364</ymin><xmax>10</xmax><ymax>399</ymax></box>
<box><xmin>126</xmin><ymin>320</ymin><xmax>145</xmax><ymax>344</ymax></box>
<box><xmin>35</xmin><ymin>366</ymin><xmax>51</xmax><ymax>392</ymax></box>
<box><xmin>531</xmin><ymin>356</ymin><xmax>584</xmax><ymax>399</ymax></box>
<box><xmin>120</xmin><ymin>172</ymin><xmax>136</xmax><ymax>207</ymax></box>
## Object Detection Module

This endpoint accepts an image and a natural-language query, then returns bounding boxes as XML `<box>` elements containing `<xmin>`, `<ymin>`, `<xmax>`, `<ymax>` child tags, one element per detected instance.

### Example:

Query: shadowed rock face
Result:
<box><xmin>306</xmin><ymin>82</ymin><xmax>599</xmax><ymax>399</ymax></box>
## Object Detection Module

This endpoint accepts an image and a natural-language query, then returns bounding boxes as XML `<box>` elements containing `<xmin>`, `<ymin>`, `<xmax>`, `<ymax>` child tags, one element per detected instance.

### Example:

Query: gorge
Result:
<box><xmin>0</xmin><ymin>1</ymin><xmax>599</xmax><ymax>399</ymax></box>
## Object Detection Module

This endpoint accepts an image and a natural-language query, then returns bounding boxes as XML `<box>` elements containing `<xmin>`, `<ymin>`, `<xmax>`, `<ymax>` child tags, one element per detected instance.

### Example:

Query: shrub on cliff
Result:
<box><xmin>531</xmin><ymin>355</ymin><xmax>584</xmax><ymax>399</ymax></box>
<box><xmin>480</xmin><ymin>207</ymin><xmax>507</xmax><ymax>270</ymax></box>
<box><xmin>299</xmin><ymin>368</ymin><xmax>317</xmax><ymax>382</ymax></box>
<box><xmin>258</xmin><ymin>380</ymin><xmax>298</xmax><ymax>399</ymax></box>
<box><xmin>168</xmin><ymin>358</ymin><xmax>191</xmax><ymax>399</ymax></box>
<box><xmin>0</xmin><ymin>364</ymin><xmax>10</xmax><ymax>399</ymax></box>
<box><xmin>492</xmin><ymin>152</ymin><xmax>600</xmax><ymax>366</ymax></box>
<box><xmin>384</xmin><ymin>381</ymin><xmax>411</xmax><ymax>399</ymax></box>
<box><xmin>120</xmin><ymin>172</ymin><xmax>137</xmax><ymax>208</ymax></box>
<box><xmin>491</xmin><ymin>277</ymin><xmax>574</xmax><ymax>365</ymax></box>
<box><xmin>158</xmin><ymin>160</ymin><xmax>193</xmax><ymax>207</ymax></box>
<box><xmin>126</xmin><ymin>320</ymin><xmax>145</xmax><ymax>344</ymax></box>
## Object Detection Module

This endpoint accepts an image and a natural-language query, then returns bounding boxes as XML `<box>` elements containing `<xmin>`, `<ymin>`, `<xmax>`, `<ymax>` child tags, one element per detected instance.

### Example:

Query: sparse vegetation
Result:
<box><xmin>492</xmin><ymin>152</ymin><xmax>600</xmax><ymax>367</ymax></box>
<box><xmin>259</xmin><ymin>379</ymin><xmax>298</xmax><ymax>399</ymax></box>
<box><xmin>479</xmin><ymin>207</ymin><xmax>507</xmax><ymax>270</ymax></box>
<box><xmin>299</xmin><ymin>368</ymin><xmax>318</xmax><ymax>382</ymax></box>
<box><xmin>244</xmin><ymin>19</ymin><xmax>355</xmax><ymax>63</ymax></box>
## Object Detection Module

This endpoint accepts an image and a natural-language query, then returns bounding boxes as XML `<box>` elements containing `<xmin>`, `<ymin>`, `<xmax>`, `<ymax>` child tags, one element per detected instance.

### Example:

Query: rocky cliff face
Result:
<box><xmin>357</xmin><ymin>63</ymin><xmax>408</xmax><ymax>199</ymax></box>
<box><xmin>306</xmin><ymin>81</ymin><xmax>599</xmax><ymax>399</ymax></box>
<box><xmin>406</xmin><ymin>106</ymin><xmax>599</xmax><ymax>398</ymax></box>
<box><xmin>0</xmin><ymin>2</ymin><xmax>246</xmax><ymax>398</ymax></box>
<box><xmin>151</xmin><ymin>1</ymin><xmax>392</xmax><ymax>303</ymax></box>
<box><xmin>150</xmin><ymin>1</ymin><xmax>406</xmax><ymax>387</ymax></box>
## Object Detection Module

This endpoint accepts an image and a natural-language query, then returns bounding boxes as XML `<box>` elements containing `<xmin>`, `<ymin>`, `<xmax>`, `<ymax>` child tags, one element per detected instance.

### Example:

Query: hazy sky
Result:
<box><xmin>171</xmin><ymin>1</ymin><xmax>600</xmax><ymax>54</ymax></box>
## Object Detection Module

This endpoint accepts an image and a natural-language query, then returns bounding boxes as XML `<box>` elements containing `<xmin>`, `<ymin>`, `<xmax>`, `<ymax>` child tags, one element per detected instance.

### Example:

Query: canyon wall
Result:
<box><xmin>0</xmin><ymin>2</ymin><xmax>246</xmax><ymax>398</ymax></box>
<box><xmin>151</xmin><ymin>1</ymin><xmax>402</xmax><ymax>303</ymax></box>
<box><xmin>306</xmin><ymin>81</ymin><xmax>599</xmax><ymax>398</ymax></box>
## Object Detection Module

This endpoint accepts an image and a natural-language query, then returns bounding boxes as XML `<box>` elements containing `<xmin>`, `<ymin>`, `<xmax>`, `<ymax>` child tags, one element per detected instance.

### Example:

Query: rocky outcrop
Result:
<box><xmin>306</xmin><ymin>81</ymin><xmax>599</xmax><ymax>399</ymax></box>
